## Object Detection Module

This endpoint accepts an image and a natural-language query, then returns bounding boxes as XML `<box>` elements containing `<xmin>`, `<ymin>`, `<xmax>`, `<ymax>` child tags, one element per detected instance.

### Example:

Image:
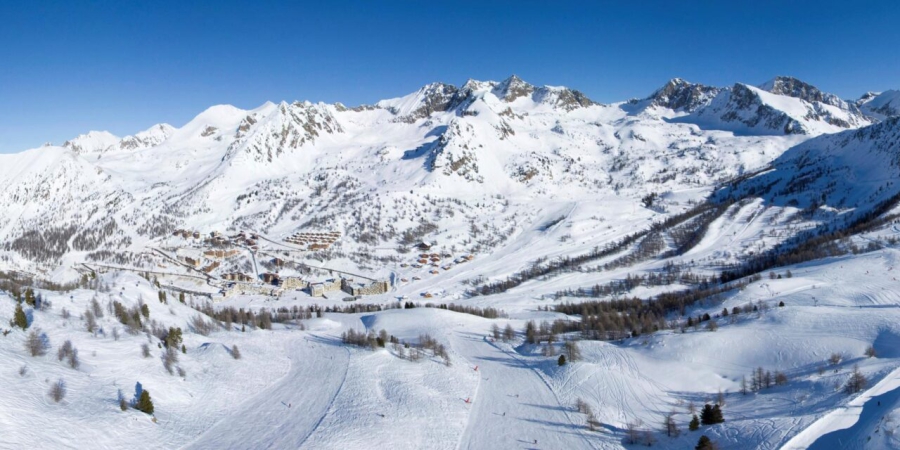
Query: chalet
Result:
<box><xmin>261</xmin><ymin>273</ymin><xmax>281</xmax><ymax>285</ymax></box>
<box><xmin>183</xmin><ymin>257</ymin><xmax>201</xmax><ymax>268</ymax></box>
<box><xmin>203</xmin><ymin>249</ymin><xmax>239</xmax><ymax>259</ymax></box>
<box><xmin>310</xmin><ymin>278</ymin><xmax>341</xmax><ymax>297</ymax></box>
<box><xmin>272</xmin><ymin>258</ymin><xmax>285</xmax><ymax>267</ymax></box>
<box><xmin>223</xmin><ymin>273</ymin><xmax>254</xmax><ymax>282</ymax></box>
<box><xmin>417</xmin><ymin>242</ymin><xmax>433</xmax><ymax>251</ymax></box>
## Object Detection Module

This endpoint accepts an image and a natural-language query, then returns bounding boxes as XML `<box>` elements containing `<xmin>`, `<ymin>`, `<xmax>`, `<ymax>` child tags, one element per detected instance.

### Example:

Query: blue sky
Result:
<box><xmin>1</xmin><ymin>0</ymin><xmax>898</xmax><ymax>153</ymax></box>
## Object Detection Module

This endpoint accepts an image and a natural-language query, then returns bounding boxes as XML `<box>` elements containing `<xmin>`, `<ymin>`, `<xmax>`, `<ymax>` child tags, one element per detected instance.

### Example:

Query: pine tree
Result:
<box><xmin>695</xmin><ymin>435</ymin><xmax>715</xmax><ymax>450</ymax></box>
<box><xmin>689</xmin><ymin>414</ymin><xmax>700</xmax><ymax>431</ymax></box>
<box><xmin>525</xmin><ymin>320</ymin><xmax>537</xmax><ymax>344</ymax></box>
<box><xmin>558</xmin><ymin>354</ymin><xmax>567</xmax><ymax>366</ymax></box>
<box><xmin>24</xmin><ymin>288</ymin><xmax>35</xmax><ymax>307</ymax></box>
<box><xmin>136</xmin><ymin>390</ymin><xmax>154</xmax><ymax>415</ymax></box>
<box><xmin>13</xmin><ymin>303</ymin><xmax>28</xmax><ymax>329</ymax></box>
<box><xmin>179</xmin><ymin>292</ymin><xmax>185</xmax><ymax>304</ymax></box>
<box><xmin>700</xmin><ymin>404</ymin><xmax>725</xmax><ymax>424</ymax></box>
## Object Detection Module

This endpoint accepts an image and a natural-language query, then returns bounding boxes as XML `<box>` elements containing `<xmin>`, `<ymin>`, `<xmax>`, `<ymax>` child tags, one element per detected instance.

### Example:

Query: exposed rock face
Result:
<box><xmin>428</xmin><ymin>119</ymin><xmax>483</xmax><ymax>183</ymax></box>
<box><xmin>760</xmin><ymin>76</ymin><xmax>844</xmax><ymax>107</ymax></box>
<box><xmin>118</xmin><ymin>124</ymin><xmax>175</xmax><ymax>150</ymax></box>
<box><xmin>859</xmin><ymin>90</ymin><xmax>900</xmax><ymax>120</ymax></box>
<box><xmin>718</xmin><ymin>83</ymin><xmax>809</xmax><ymax>134</ymax></box>
<box><xmin>228</xmin><ymin>101</ymin><xmax>343</xmax><ymax>162</ymax></box>
<box><xmin>492</xmin><ymin>75</ymin><xmax>535</xmax><ymax>102</ymax></box>
<box><xmin>395</xmin><ymin>83</ymin><xmax>460</xmax><ymax>123</ymax></box>
<box><xmin>647</xmin><ymin>78</ymin><xmax>720</xmax><ymax>112</ymax></box>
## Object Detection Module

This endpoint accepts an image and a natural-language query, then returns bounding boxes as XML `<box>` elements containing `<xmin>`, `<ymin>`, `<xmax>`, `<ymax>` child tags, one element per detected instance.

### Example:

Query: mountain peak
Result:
<box><xmin>646</xmin><ymin>78</ymin><xmax>720</xmax><ymax>112</ymax></box>
<box><xmin>492</xmin><ymin>75</ymin><xmax>535</xmax><ymax>102</ymax></box>
<box><xmin>118</xmin><ymin>123</ymin><xmax>176</xmax><ymax>150</ymax></box>
<box><xmin>758</xmin><ymin>76</ymin><xmax>847</xmax><ymax>108</ymax></box>
<box><xmin>62</xmin><ymin>130</ymin><xmax>121</xmax><ymax>154</ymax></box>
<box><xmin>859</xmin><ymin>89</ymin><xmax>900</xmax><ymax>119</ymax></box>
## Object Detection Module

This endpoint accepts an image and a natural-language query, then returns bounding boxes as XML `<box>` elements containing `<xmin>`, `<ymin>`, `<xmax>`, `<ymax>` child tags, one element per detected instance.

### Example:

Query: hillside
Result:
<box><xmin>2</xmin><ymin>75</ymin><xmax>900</xmax><ymax>449</ymax></box>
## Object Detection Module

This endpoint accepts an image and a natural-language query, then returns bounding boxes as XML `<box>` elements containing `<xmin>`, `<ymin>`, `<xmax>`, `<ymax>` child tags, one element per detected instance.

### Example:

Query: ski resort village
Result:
<box><xmin>3</xmin><ymin>71</ymin><xmax>900</xmax><ymax>449</ymax></box>
<box><xmin>5</xmin><ymin>8</ymin><xmax>900</xmax><ymax>443</ymax></box>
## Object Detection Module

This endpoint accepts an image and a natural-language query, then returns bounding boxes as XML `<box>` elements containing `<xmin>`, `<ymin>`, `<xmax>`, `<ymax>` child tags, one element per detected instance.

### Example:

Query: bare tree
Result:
<box><xmin>141</xmin><ymin>343</ymin><xmax>151</xmax><ymax>358</ymax></box>
<box><xmin>663</xmin><ymin>410</ymin><xmax>680</xmax><ymax>437</ymax></box>
<box><xmin>84</xmin><ymin>310</ymin><xmax>97</xmax><ymax>334</ymax></box>
<box><xmin>626</xmin><ymin>419</ymin><xmax>642</xmax><ymax>445</ymax></box>
<box><xmin>25</xmin><ymin>328</ymin><xmax>49</xmax><ymax>357</ymax></box>
<box><xmin>57</xmin><ymin>340</ymin><xmax>79</xmax><ymax>369</ymax></box>
<box><xmin>829</xmin><ymin>353</ymin><xmax>842</xmax><ymax>365</ymax></box>
<box><xmin>845</xmin><ymin>365</ymin><xmax>867</xmax><ymax>394</ymax></box>
<box><xmin>232</xmin><ymin>345</ymin><xmax>241</xmax><ymax>360</ymax></box>
<box><xmin>162</xmin><ymin>346</ymin><xmax>179</xmax><ymax>374</ymax></box>
<box><xmin>564</xmin><ymin>340</ymin><xmax>582</xmax><ymax>361</ymax></box>
<box><xmin>49</xmin><ymin>379</ymin><xmax>66</xmax><ymax>403</ymax></box>
<box><xmin>503</xmin><ymin>324</ymin><xmax>515</xmax><ymax>342</ymax></box>
<box><xmin>775</xmin><ymin>371</ymin><xmax>788</xmax><ymax>386</ymax></box>
<box><xmin>865</xmin><ymin>345</ymin><xmax>877</xmax><ymax>358</ymax></box>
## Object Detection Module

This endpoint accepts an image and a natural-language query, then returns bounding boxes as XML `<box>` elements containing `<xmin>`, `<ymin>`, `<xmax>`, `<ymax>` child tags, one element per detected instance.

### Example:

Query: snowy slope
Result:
<box><xmin>859</xmin><ymin>90</ymin><xmax>900</xmax><ymax>121</ymax></box>
<box><xmin>2</xmin><ymin>74</ymin><xmax>900</xmax><ymax>450</ymax></box>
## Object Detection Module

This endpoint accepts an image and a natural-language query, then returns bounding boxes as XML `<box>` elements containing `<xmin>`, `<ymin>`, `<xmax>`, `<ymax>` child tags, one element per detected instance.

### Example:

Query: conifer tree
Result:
<box><xmin>13</xmin><ymin>303</ymin><xmax>28</xmax><ymax>329</ymax></box>
<box><xmin>558</xmin><ymin>354</ymin><xmax>567</xmax><ymax>366</ymax></box>
<box><xmin>695</xmin><ymin>435</ymin><xmax>715</xmax><ymax>450</ymax></box>
<box><xmin>136</xmin><ymin>390</ymin><xmax>154</xmax><ymax>415</ymax></box>
<box><xmin>689</xmin><ymin>414</ymin><xmax>700</xmax><ymax>431</ymax></box>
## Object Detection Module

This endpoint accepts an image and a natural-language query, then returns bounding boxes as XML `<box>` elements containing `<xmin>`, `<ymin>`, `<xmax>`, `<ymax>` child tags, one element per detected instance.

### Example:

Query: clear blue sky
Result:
<box><xmin>1</xmin><ymin>0</ymin><xmax>898</xmax><ymax>153</ymax></box>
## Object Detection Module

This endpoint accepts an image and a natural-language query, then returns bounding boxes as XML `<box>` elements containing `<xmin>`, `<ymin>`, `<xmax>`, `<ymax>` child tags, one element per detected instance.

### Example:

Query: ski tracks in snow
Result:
<box><xmin>451</xmin><ymin>332</ymin><xmax>606</xmax><ymax>449</ymax></box>
<box><xmin>181</xmin><ymin>333</ymin><xmax>350</xmax><ymax>450</ymax></box>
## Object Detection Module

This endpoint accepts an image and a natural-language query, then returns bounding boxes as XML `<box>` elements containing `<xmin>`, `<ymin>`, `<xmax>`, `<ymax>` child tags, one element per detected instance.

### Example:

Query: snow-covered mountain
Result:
<box><xmin>684</xmin><ymin>80</ymin><xmax>872</xmax><ymax>135</ymax></box>
<box><xmin>0</xmin><ymin>75</ymin><xmax>892</xmax><ymax>278</ymax></box>
<box><xmin>858</xmin><ymin>90</ymin><xmax>900</xmax><ymax>120</ymax></box>
<box><xmin>5</xmin><ymin>75</ymin><xmax>900</xmax><ymax>450</ymax></box>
